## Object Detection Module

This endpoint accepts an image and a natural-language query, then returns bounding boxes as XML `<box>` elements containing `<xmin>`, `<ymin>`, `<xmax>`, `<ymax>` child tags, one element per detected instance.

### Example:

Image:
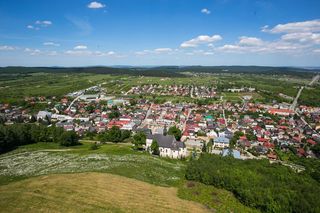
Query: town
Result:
<box><xmin>1</xmin><ymin>81</ymin><xmax>319</xmax><ymax>164</ymax></box>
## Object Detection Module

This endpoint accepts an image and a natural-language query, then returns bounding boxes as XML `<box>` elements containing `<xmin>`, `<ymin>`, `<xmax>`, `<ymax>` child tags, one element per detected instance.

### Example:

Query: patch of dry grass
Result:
<box><xmin>0</xmin><ymin>173</ymin><xmax>210</xmax><ymax>213</ymax></box>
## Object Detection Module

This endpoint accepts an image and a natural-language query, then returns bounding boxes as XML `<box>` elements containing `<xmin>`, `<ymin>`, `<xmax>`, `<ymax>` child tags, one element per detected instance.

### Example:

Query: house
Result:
<box><xmin>221</xmin><ymin>149</ymin><xmax>241</xmax><ymax>159</ymax></box>
<box><xmin>213</xmin><ymin>137</ymin><xmax>230</xmax><ymax>148</ymax></box>
<box><xmin>184</xmin><ymin>139</ymin><xmax>204</xmax><ymax>151</ymax></box>
<box><xmin>268</xmin><ymin>108</ymin><xmax>294</xmax><ymax>116</ymax></box>
<box><xmin>37</xmin><ymin>111</ymin><xmax>52</xmax><ymax>121</ymax></box>
<box><xmin>146</xmin><ymin>134</ymin><xmax>187</xmax><ymax>159</ymax></box>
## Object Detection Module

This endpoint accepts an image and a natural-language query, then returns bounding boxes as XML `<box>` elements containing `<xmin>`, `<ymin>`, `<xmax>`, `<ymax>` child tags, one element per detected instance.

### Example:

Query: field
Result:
<box><xmin>0</xmin><ymin>142</ymin><xmax>257</xmax><ymax>212</ymax></box>
<box><xmin>0</xmin><ymin>172</ymin><xmax>209</xmax><ymax>213</ymax></box>
<box><xmin>1</xmin><ymin>70</ymin><xmax>317</xmax><ymax>105</ymax></box>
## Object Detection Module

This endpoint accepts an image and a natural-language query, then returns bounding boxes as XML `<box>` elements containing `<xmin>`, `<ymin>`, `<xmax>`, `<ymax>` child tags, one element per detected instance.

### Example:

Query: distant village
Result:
<box><xmin>1</xmin><ymin>84</ymin><xmax>320</xmax><ymax>164</ymax></box>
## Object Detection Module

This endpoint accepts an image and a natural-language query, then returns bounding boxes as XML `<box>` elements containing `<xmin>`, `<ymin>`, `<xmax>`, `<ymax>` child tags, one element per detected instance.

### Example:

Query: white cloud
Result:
<box><xmin>0</xmin><ymin>45</ymin><xmax>15</xmax><ymax>51</ymax></box>
<box><xmin>201</xmin><ymin>8</ymin><xmax>211</xmax><ymax>15</ymax></box>
<box><xmin>66</xmin><ymin>50</ymin><xmax>91</xmax><ymax>56</ymax></box>
<box><xmin>313</xmin><ymin>49</ymin><xmax>320</xmax><ymax>53</ymax></box>
<box><xmin>239</xmin><ymin>36</ymin><xmax>264</xmax><ymax>46</ymax></box>
<box><xmin>65</xmin><ymin>49</ymin><xmax>118</xmax><ymax>57</ymax></box>
<box><xmin>180</xmin><ymin>35</ymin><xmax>222</xmax><ymax>48</ymax></box>
<box><xmin>74</xmin><ymin>45</ymin><xmax>88</xmax><ymax>50</ymax></box>
<box><xmin>88</xmin><ymin>1</ymin><xmax>106</xmax><ymax>9</ymax></box>
<box><xmin>281</xmin><ymin>32</ymin><xmax>320</xmax><ymax>44</ymax></box>
<box><xmin>135</xmin><ymin>48</ymin><xmax>176</xmax><ymax>56</ymax></box>
<box><xmin>135</xmin><ymin>50</ymin><xmax>152</xmax><ymax>56</ymax></box>
<box><xmin>27</xmin><ymin>20</ymin><xmax>52</xmax><ymax>30</ymax></box>
<box><xmin>35</xmin><ymin>20</ymin><xmax>52</xmax><ymax>27</ymax></box>
<box><xmin>154</xmin><ymin>48</ymin><xmax>173</xmax><ymax>53</ymax></box>
<box><xmin>43</xmin><ymin>42</ymin><xmax>60</xmax><ymax>47</ymax></box>
<box><xmin>24</xmin><ymin>48</ymin><xmax>41</xmax><ymax>55</ymax></box>
<box><xmin>262</xmin><ymin>19</ymin><xmax>320</xmax><ymax>34</ymax></box>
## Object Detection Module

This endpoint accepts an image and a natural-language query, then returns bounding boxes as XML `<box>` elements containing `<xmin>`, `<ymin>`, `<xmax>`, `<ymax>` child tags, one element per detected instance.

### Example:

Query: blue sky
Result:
<box><xmin>0</xmin><ymin>0</ymin><xmax>320</xmax><ymax>66</ymax></box>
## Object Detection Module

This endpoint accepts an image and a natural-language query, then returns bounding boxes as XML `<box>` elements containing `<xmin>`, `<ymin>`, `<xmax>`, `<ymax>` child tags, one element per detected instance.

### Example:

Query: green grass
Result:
<box><xmin>0</xmin><ymin>142</ymin><xmax>185</xmax><ymax>187</ymax></box>
<box><xmin>1</xmin><ymin>72</ymin><xmax>314</xmax><ymax>105</ymax></box>
<box><xmin>178</xmin><ymin>181</ymin><xmax>259</xmax><ymax>213</ymax></box>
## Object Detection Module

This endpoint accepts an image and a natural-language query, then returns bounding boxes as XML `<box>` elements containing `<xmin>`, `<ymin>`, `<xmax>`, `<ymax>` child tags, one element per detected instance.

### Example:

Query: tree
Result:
<box><xmin>106</xmin><ymin>126</ymin><xmax>122</xmax><ymax>142</ymax></box>
<box><xmin>132</xmin><ymin>132</ymin><xmax>146</xmax><ymax>150</ymax></box>
<box><xmin>245</xmin><ymin>130</ymin><xmax>256</xmax><ymax>141</ymax></box>
<box><xmin>168</xmin><ymin>126</ymin><xmax>182</xmax><ymax>141</ymax></box>
<box><xmin>59</xmin><ymin>131</ymin><xmax>79</xmax><ymax>146</ymax></box>
<box><xmin>150</xmin><ymin>139</ymin><xmax>159</xmax><ymax>155</ymax></box>
<box><xmin>120</xmin><ymin>130</ymin><xmax>131</xmax><ymax>141</ymax></box>
<box><xmin>108</xmin><ymin>110</ymin><xmax>120</xmax><ymax>119</ymax></box>
<box><xmin>311</xmin><ymin>144</ymin><xmax>320</xmax><ymax>157</ymax></box>
<box><xmin>202</xmin><ymin>142</ymin><xmax>207</xmax><ymax>153</ymax></box>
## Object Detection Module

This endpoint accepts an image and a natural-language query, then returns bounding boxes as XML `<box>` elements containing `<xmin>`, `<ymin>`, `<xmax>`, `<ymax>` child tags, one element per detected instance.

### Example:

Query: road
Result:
<box><xmin>290</xmin><ymin>74</ymin><xmax>319</xmax><ymax>110</ymax></box>
<box><xmin>67</xmin><ymin>95</ymin><xmax>81</xmax><ymax>111</ymax></box>
<box><xmin>182</xmin><ymin>108</ymin><xmax>192</xmax><ymax>132</ymax></box>
<box><xmin>290</xmin><ymin>86</ymin><xmax>304</xmax><ymax>110</ymax></box>
<box><xmin>308</xmin><ymin>74</ymin><xmax>320</xmax><ymax>86</ymax></box>
<box><xmin>140</xmin><ymin>104</ymin><xmax>152</xmax><ymax>128</ymax></box>
<box><xmin>190</xmin><ymin>86</ymin><xmax>194</xmax><ymax>98</ymax></box>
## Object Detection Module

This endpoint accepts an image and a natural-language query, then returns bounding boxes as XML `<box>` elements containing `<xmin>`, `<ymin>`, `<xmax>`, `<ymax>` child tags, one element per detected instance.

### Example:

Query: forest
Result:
<box><xmin>185</xmin><ymin>154</ymin><xmax>320</xmax><ymax>213</ymax></box>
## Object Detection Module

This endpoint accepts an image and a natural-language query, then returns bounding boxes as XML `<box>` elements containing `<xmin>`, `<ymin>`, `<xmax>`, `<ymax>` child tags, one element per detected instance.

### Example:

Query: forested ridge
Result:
<box><xmin>185</xmin><ymin>154</ymin><xmax>320</xmax><ymax>213</ymax></box>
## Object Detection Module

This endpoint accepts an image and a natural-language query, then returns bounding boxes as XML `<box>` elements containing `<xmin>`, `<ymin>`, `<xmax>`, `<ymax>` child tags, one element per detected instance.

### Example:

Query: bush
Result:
<box><xmin>59</xmin><ymin>131</ymin><xmax>79</xmax><ymax>147</ymax></box>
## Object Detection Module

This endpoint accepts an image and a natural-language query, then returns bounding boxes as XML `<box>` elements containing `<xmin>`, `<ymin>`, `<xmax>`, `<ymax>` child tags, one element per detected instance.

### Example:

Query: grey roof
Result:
<box><xmin>214</xmin><ymin>137</ymin><xmax>230</xmax><ymax>144</ymax></box>
<box><xmin>148</xmin><ymin>134</ymin><xmax>185</xmax><ymax>150</ymax></box>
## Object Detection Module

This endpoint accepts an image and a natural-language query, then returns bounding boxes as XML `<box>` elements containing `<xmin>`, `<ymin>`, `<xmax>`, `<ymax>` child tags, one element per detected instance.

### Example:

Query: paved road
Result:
<box><xmin>67</xmin><ymin>95</ymin><xmax>81</xmax><ymax>111</ymax></box>
<box><xmin>308</xmin><ymin>74</ymin><xmax>320</xmax><ymax>86</ymax></box>
<box><xmin>182</xmin><ymin>108</ymin><xmax>192</xmax><ymax>132</ymax></box>
<box><xmin>140</xmin><ymin>104</ymin><xmax>152</xmax><ymax>128</ymax></box>
<box><xmin>290</xmin><ymin>86</ymin><xmax>304</xmax><ymax>110</ymax></box>
<box><xmin>290</xmin><ymin>74</ymin><xmax>319</xmax><ymax>110</ymax></box>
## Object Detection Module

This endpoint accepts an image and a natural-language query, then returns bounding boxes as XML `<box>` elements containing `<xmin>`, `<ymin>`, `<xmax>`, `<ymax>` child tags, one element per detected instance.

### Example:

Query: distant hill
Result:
<box><xmin>0</xmin><ymin>66</ymin><xmax>319</xmax><ymax>77</ymax></box>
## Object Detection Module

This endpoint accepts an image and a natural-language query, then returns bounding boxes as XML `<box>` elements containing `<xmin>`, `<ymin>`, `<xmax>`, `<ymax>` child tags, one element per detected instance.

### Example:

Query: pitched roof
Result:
<box><xmin>147</xmin><ymin>134</ymin><xmax>185</xmax><ymax>150</ymax></box>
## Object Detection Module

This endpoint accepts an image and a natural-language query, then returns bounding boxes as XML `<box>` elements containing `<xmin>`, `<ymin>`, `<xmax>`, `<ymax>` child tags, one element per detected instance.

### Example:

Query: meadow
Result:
<box><xmin>0</xmin><ymin>142</ymin><xmax>257</xmax><ymax>212</ymax></box>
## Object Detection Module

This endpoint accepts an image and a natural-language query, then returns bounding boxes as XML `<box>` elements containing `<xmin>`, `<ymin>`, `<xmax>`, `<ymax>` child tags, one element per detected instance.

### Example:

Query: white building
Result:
<box><xmin>213</xmin><ymin>137</ymin><xmax>230</xmax><ymax>148</ymax></box>
<box><xmin>146</xmin><ymin>134</ymin><xmax>187</xmax><ymax>159</ymax></box>
<box><xmin>37</xmin><ymin>111</ymin><xmax>52</xmax><ymax>121</ymax></box>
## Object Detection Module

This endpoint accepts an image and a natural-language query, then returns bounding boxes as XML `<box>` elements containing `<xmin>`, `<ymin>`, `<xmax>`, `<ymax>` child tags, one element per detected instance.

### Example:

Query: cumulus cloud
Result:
<box><xmin>0</xmin><ymin>45</ymin><xmax>16</xmax><ymax>51</ymax></box>
<box><xmin>262</xmin><ymin>19</ymin><xmax>320</xmax><ymax>34</ymax></box>
<box><xmin>180</xmin><ymin>35</ymin><xmax>222</xmax><ymax>48</ymax></box>
<box><xmin>201</xmin><ymin>8</ymin><xmax>211</xmax><ymax>15</ymax></box>
<box><xmin>88</xmin><ymin>1</ymin><xmax>106</xmax><ymax>9</ymax></box>
<box><xmin>74</xmin><ymin>45</ymin><xmax>88</xmax><ymax>50</ymax></box>
<box><xmin>281</xmin><ymin>32</ymin><xmax>320</xmax><ymax>44</ymax></box>
<box><xmin>239</xmin><ymin>36</ymin><xmax>264</xmax><ymax>46</ymax></box>
<box><xmin>43</xmin><ymin>42</ymin><xmax>60</xmax><ymax>47</ymax></box>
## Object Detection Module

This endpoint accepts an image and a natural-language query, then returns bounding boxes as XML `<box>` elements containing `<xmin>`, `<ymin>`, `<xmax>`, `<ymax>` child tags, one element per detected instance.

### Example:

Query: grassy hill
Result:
<box><xmin>0</xmin><ymin>142</ymin><xmax>258</xmax><ymax>212</ymax></box>
<box><xmin>0</xmin><ymin>172</ymin><xmax>209</xmax><ymax>213</ymax></box>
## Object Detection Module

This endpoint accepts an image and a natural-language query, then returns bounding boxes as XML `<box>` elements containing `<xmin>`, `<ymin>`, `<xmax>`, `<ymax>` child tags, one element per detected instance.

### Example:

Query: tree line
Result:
<box><xmin>0</xmin><ymin>124</ymin><xmax>79</xmax><ymax>153</ymax></box>
<box><xmin>185</xmin><ymin>154</ymin><xmax>320</xmax><ymax>213</ymax></box>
